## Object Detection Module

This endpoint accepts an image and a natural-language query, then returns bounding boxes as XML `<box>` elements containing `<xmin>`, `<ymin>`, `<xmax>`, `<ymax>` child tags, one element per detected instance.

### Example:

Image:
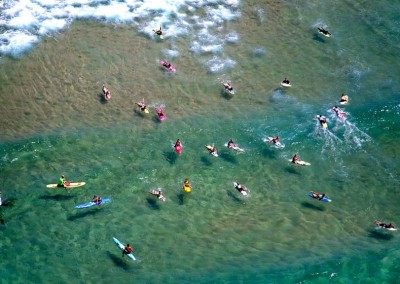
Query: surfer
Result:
<box><xmin>223</xmin><ymin>82</ymin><xmax>234</xmax><ymax>91</ymax></box>
<box><xmin>310</xmin><ymin>191</ymin><xmax>325</xmax><ymax>200</ymax></box>
<box><xmin>57</xmin><ymin>175</ymin><xmax>68</xmax><ymax>192</ymax></box>
<box><xmin>234</xmin><ymin>182</ymin><xmax>249</xmax><ymax>195</ymax></box>
<box><xmin>150</xmin><ymin>189</ymin><xmax>165</xmax><ymax>200</ymax></box>
<box><xmin>374</xmin><ymin>221</ymin><xmax>395</xmax><ymax>230</ymax></box>
<box><xmin>136</xmin><ymin>101</ymin><xmax>147</xmax><ymax>112</ymax></box>
<box><xmin>102</xmin><ymin>84</ymin><xmax>111</xmax><ymax>100</ymax></box>
<box><xmin>340</xmin><ymin>93</ymin><xmax>349</xmax><ymax>104</ymax></box>
<box><xmin>271</xmin><ymin>136</ymin><xmax>280</xmax><ymax>144</ymax></box>
<box><xmin>91</xmin><ymin>195</ymin><xmax>102</xmax><ymax>205</ymax></box>
<box><xmin>227</xmin><ymin>138</ymin><xmax>235</xmax><ymax>149</ymax></box>
<box><xmin>316</xmin><ymin>115</ymin><xmax>328</xmax><ymax>128</ymax></box>
<box><xmin>156</xmin><ymin>108</ymin><xmax>165</xmax><ymax>118</ymax></box>
<box><xmin>175</xmin><ymin>139</ymin><xmax>181</xmax><ymax>148</ymax></box>
<box><xmin>162</xmin><ymin>60</ymin><xmax>173</xmax><ymax>69</ymax></box>
<box><xmin>152</xmin><ymin>26</ymin><xmax>162</xmax><ymax>36</ymax></box>
<box><xmin>318</xmin><ymin>27</ymin><xmax>331</xmax><ymax>36</ymax></box>
<box><xmin>122</xmin><ymin>244</ymin><xmax>133</xmax><ymax>257</ymax></box>
<box><xmin>183</xmin><ymin>178</ymin><xmax>192</xmax><ymax>192</ymax></box>
<box><xmin>282</xmin><ymin>77</ymin><xmax>290</xmax><ymax>84</ymax></box>
<box><xmin>291</xmin><ymin>154</ymin><xmax>300</xmax><ymax>164</ymax></box>
<box><xmin>332</xmin><ymin>106</ymin><xmax>346</xmax><ymax>119</ymax></box>
<box><xmin>208</xmin><ymin>145</ymin><xmax>217</xmax><ymax>155</ymax></box>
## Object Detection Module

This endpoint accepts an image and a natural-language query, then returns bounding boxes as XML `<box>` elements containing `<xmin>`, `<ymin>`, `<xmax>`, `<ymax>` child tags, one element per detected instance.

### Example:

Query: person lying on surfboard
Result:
<box><xmin>223</xmin><ymin>83</ymin><xmax>234</xmax><ymax>92</ymax></box>
<box><xmin>318</xmin><ymin>27</ymin><xmax>331</xmax><ymax>36</ymax></box>
<box><xmin>310</xmin><ymin>191</ymin><xmax>325</xmax><ymax>200</ymax></box>
<box><xmin>153</xmin><ymin>26</ymin><xmax>162</xmax><ymax>36</ymax></box>
<box><xmin>208</xmin><ymin>145</ymin><xmax>217</xmax><ymax>155</ymax></box>
<box><xmin>374</xmin><ymin>221</ymin><xmax>396</xmax><ymax>230</ymax></box>
<box><xmin>332</xmin><ymin>106</ymin><xmax>346</xmax><ymax>119</ymax></box>
<box><xmin>340</xmin><ymin>93</ymin><xmax>349</xmax><ymax>104</ymax></box>
<box><xmin>316</xmin><ymin>115</ymin><xmax>328</xmax><ymax>128</ymax></box>
<box><xmin>234</xmin><ymin>182</ymin><xmax>249</xmax><ymax>195</ymax></box>
<box><xmin>150</xmin><ymin>189</ymin><xmax>165</xmax><ymax>201</ymax></box>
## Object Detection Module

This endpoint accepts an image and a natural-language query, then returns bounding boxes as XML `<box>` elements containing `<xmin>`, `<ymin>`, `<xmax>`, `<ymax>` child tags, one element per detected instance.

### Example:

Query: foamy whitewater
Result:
<box><xmin>1</xmin><ymin>0</ymin><xmax>400</xmax><ymax>283</ymax></box>
<box><xmin>0</xmin><ymin>0</ymin><xmax>240</xmax><ymax>72</ymax></box>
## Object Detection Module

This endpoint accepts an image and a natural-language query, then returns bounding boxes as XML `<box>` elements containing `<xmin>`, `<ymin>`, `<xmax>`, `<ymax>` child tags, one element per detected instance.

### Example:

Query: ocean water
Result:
<box><xmin>1</xmin><ymin>0</ymin><xmax>400</xmax><ymax>283</ymax></box>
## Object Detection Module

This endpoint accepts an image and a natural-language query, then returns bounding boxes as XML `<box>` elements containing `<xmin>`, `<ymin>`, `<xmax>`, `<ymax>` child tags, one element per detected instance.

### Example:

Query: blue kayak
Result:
<box><xmin>75</xmin><ymin>198</ymin><xmax>111</xmax><ymax>209</ymax></box>
<box><xmin>308</xmin><ymin>193</ymin><xmax>331</xmax><ymax>203</ymax></box>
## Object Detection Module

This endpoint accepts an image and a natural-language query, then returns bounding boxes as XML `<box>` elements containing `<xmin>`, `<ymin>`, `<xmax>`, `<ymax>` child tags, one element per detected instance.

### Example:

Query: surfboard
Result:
<box><xmin>280</xmin><ymin>82</ymin><xmax>291</xmax><ymax>87</ymax></box>
<box><xmin>233</xmin><ymin>182</ymin><xmax>249</xmax><ymax>196</ymax></box>
<box><xmin>288</xmin><ymin>159</ymin><xmax>311</xmax><ymax>166</ymax></box>
<box><xmin>75</xmin><ymin>198</ymin><xmax>111</xmax><ymax>209</ymax></box>
<box><xmin>46</xmin><ymin>182</ymin><xmax>86</xmax><ymax>189</ymax></box>
<box><xmin>113</xmin><ymin>237</ymin><xmax>136</xmax><ymax>261</ymax></box>
<box><xmin>224</xmin><ymin>143</ymin><xmax>244</xmax><ymax>152</ymax></box>
<box><xmin>205</xmin><ymin>145</ymin><xmax>218</xmax><ymax>157</ymax></box>
<box><xmin>183</xmin><ymin>184</ymin><xmax>191</xmax><ymax>193</ymax></box>
<box><xmin>308</xmin><ymin>193</ymin><xmax>331</xmax><ymax>202</ymax></box>
<box><xmin>150</xmin><ymin>189</ymin><xmax>166</xmax><ymax>201</ymax></box>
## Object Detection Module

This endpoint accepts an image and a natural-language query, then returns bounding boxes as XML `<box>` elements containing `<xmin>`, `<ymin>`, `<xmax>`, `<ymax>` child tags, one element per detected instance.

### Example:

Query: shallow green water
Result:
<box><xmin>1</xmin><ymin>0</ymin><xmax>400</xmax><ymax>283</ymax></box>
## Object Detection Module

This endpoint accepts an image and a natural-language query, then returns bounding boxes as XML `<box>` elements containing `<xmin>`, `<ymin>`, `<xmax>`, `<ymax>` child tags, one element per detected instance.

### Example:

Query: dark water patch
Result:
<box><xmin>368</xmin><ymin>228</ymin><xmax>394</xmax><ymax>241</ymax></box>
<box><xmin>107</xmin><ymin>251</ymin><xmax>131</xmax><ymax>271</ymax></box>
<box><xmin>200</xmin><ymin>156</ymin><xmax>213</xmax><ymax>166</ymax></box>
<box><xmin>219</xmin><ymin>152</ymin><xmax>237</xmax><ymax>164</ymax></box>
<box><xmin>67</xmin><ymin>207</ymin><xmax>103</xmax><ymax>221</ymax></box>
<box><xmin>146</xmin><ymin>197</ymin><xmax>160</xmax><ymax>210</ymax></box>
<box><xmin>163</xmin><ymin>150</ymin><xmax>177</xmax><ymax>165</ymax></box>
<box><xmin>227</xmin><ymin>190</ymin><xmax>244</xmax><ymax>204</ymax></box>
<box><xmin>39</xmin><ymin>194</ymin><xmax>75</xmax><ymax>201</ymax></box>
<box><xmin>1</xmin><ymin>197</ymin><xmax>17</xmax><ymax>207</ymax></box>
<box><xmin>284</xmin><ymin>166</ymin><xmax>303</xmax><ymax>176</ymax></box>
<box><xmin>301</xmin><ymin>201</ymin><xmax>326</xmax><ymax>211</ymax></box>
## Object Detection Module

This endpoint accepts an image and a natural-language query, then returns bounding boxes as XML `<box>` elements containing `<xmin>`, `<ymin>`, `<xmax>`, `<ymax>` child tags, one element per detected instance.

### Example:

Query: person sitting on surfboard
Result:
<box><xmin>282</xmin><ymin>78</ymin><xmax>290</xmax><ymax>84</ymax></box>
<box><xmin>57</xmin><ymin>175</ymin><xmax>68</xmax><ymax>192</ymax></box>
<box><xmin>332</xmin><ymin>106</ymin><xmax>346</xmax><ymax>119</ymax></box>
<box><xmin>175</xmin><ymin>139</ymin><xmax>181</xmax><ymax>148</ymax></box>
<box><xmin>153</xmin><ymin>26</ymin><xmax>162</xmax><ymax>36</ymax></box>
<box><xmin>340</xmin><ymin>93</ymin><xmax>349</xmax><ymax>104</ymax></box>
<box><xmin>316</xmin><ymin>115</ymin><xmax>328</xmax><ymax>128</ymax></box>
<box><xmin>122</xmin><ymin>244</ymin><xmax>133</xmax><ymax>257</ymax></box>
<box><xmin>102</xmin><ymin>84</ymin><xmax>111</xmax><ymax>100</ymax></box>
<box><xmin>374</xmin><ymin>221</ymin><xmax>395</xmax><ymax>230</ymax></box>
<box><xmin>291</xmin><ymin>154</ymin><xmax>299</xmax><ymax>164</ymax></box>
<box><xmin>91</xmin><ymin>195</ymin><xmax>102</xmax><ymax>205</ymax></box>
<box><xmin>271</xmin><ymin>136</ymin><xmax>280</xmax><ymax>144</ymax></box>
<box><xmin>227</xmin><ymin>139</ymin><xmax>235</xmax><ymax>149</ymax></box>
<box><xmin>162</xmin><ymin>60</ymin><xmax>173</xmax><ymax>69</ymax></box>
<box><xmin>318</xmin><ymin>27</ymin><xmax>331</xmax><ymax>36</ymax></box>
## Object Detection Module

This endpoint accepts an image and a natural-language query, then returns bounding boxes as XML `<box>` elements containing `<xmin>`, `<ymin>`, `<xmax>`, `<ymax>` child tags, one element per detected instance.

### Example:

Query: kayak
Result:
<box><xmin>263</xmin><ymin>137</ymin><xmax>285</xmax><ymax>149</ymax></box>
<box><xmin>205</xmin><ymin>145</ymin><xmax>218</xmax><ymax>157</ymax></box>
<box><xmin>160</xmin><ymin>61</ymin><xmax>176</xmax><ymax>73</ymax></box>
<box><xmin>280</xmin><ymin>82</ymin><xmax>292</xmax><ymax>87</ymax></box>
<box><xmin>75</xmin><ymin>198</ymin><xmax>111</xmax><ymax>209</ymax></box>
<box><xmin>183</xmin><ymin>184</ymin><xmax>191</xmax><ymax>193</ymax></box>
<box><xmin>46</xmin><ymin>182</ymin><xmax>86</xmax><ymax>189</ymax></box>
<box><xmin>288</xmin><ymin>159</ymin><xmax>311</xmax><ymax>166</ymax></box>
<box><xmin>156</xmin><ymin>108</ymin><xmax>166</xmax><ymax>121</ymax></box>
<box><xmin>233</xmin><ymin>182</ymin><xmax>249</xmax><ymax>196</ymax></box>
<box><xmin>224</xmin><ymin>143</ymin><xmax>244</xmax><ymax>152</ymax></box>
<box><xmin>150</xmin><ymin>189</ymin><xmax>166</xmax><ymax>201</ymax></box>
<box><xmin>113</xmin><ymin>237</ymin><xmax>136</xmax><ymax>261</ymax></box>
<box><xmin>308</xmin><ymin>193</ymin><xmax>331</xmax><ymax>202</ymax></box>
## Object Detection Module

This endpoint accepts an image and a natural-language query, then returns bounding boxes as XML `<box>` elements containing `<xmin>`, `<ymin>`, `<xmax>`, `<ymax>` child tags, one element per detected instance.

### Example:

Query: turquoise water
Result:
<box><xmin>1</xmin><ymin>0</ymin><xmax>400</xmax><ymax>283</ymax></box>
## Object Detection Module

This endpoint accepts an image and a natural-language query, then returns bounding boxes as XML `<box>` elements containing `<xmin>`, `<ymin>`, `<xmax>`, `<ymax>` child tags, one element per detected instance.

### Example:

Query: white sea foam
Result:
<box><xmin>0</xmin><ymin>0</ymin><xmax>241</xmax><ymax>72</ymax></box>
